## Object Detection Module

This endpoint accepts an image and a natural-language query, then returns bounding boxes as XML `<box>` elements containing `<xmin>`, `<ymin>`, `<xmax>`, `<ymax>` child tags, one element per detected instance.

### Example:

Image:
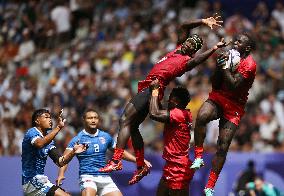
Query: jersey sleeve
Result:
<box><xmin>237</xmin><ymin>60</ymin><xmax>255</xmax><ymax>79</ymax></box>
<box><xmin>169</xmin><ymin>108</ymin><xmax>183</xmax><ymax>124</ymax></box>
<box><xmin>45</xmin><ymin>140</ymin><xmax>56</xmax><ymax>154</ymax></box>
<box><xmin>170</xmin><ymin>108</ymin><xmax>192</xmax><ymax>124</ymax></box>
<box><xmin>28</xmin><ymin>129</ymin><xmax>42</xmax><ymax>145</ymax></box>
<box><xmin>66</xmin><ymin>136</ymin><xmax>79</xmax><ymax>150</ymax></box>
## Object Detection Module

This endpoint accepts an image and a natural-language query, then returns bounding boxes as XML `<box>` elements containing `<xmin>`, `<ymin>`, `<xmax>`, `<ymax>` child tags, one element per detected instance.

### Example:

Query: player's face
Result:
<box><xmin>168</xmin><ymin>95</ymin><xmax>179</xmax><ymax>110</ymax></box>
<box><xmin>84</xmin><ymin>111</ymin><xmax>99</xmax><ymax>129</ymax></box>
<box><xmin>37</xmin><ymin>113</ymin><xmax>52</xmax><ymax>129</ymax></box>
<box><xmin>254</xmin><ymin>179</ymin><xmax>263</xmax><ymax>190</ymax></box>
<box><xmin>233</xmin><ymin>35</ymin><xmax>249</xmax><ymax>54</ymax></box>
<box><xmin>181</xmin><ymin>39</ymin><xmax>196</xmax><ymax>55</ymax></box>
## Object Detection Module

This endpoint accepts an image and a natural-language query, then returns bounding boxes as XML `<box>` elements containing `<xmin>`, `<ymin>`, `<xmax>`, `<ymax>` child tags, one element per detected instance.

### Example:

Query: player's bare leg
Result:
<box><xmin>100</xmin><ymin>103</ymin><xmax>139</xmax><ymax>172</ymax></box>
<box><xmin>156</xmin><ymin>178</ymin><xmax>189</xmax><ymax>196</ymax></box>
<box><xmin>82</xmin><ymin>187</ymin><xmax>96</xmax><ymax>196</ymax></box>
<box><xmin>103</xmin><ymin>190</ymin><xmax>123</xmax><ymax>196</ymax></box>
<box><xmin>100</xmin><ymin>102</ymin><xmax>150</xmax><ymax>182</ymax></box>
<box><xmin>169</xmin><ymin>189</ymin><xmax>189</xmax><ymax>196</ymax></box>
<box><xmin>128</xmin><ymin>115</ymin><xmax>150</xmax><ymax>185</ymax></box>
<box><xmin>116</xmin><ymin>103</ymin><xmax>140</xmax><ymax>149</ymax></box>
<box><xmin>205</xmin><ymin>118</ymin><xmax>237</xmax><ymax>194</ymax></box>
<box><xmin>191</xmin><ymin>100</ymin><xmax>219</xmax><ymax>169</ymax></box>
<box><xmin>156</xmin><ymin>178</ymin><xmax>170</xmax><ymax>196</ymax></box>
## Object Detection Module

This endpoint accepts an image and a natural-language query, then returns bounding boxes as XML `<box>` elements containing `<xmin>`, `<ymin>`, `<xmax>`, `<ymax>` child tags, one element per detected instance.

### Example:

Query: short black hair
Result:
<box><xmin>171</xmin><ymin>86</ymin><xmax>191</xmax><ymax>109</ymax></box>
<box><xmin>83</xmin><ymin>109</ymin><xmax>99</xmax><ymax>119</ymax></box>
<box><xmin>243</xmin><ymin>33</ymin><xmax>256</xmax><ymax>51</ymax></box>
<box><xmin>32</xmin><ymin>109</ymin><xmax>50</xmax><ymax>127</ymax></box>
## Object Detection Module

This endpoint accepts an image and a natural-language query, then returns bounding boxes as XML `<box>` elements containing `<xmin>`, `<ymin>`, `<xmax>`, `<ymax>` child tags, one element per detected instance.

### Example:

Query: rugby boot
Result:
<box><xmin>128</xmin><ymin>165</ymin><xmax>150</xmax><ymax>185</ymax></box>
<box><xmin>190</xmin><ymin>158</ymin><xmax>205</xmax><ymax>170</ymax></box>
<box><xmin>99</xmin><ymin>160</ymin><xmax>122</xmax><ymax>172</ymax></box>
<box><xmin>204</xmin><ymin>188</ymin><xmax>214</xmax><ymax>196</ymax></box>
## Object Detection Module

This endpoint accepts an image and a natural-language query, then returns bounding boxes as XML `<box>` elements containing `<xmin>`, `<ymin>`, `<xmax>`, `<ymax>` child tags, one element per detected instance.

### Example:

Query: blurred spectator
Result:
<box><xmin>51</xmin><ymin>0</ymin><xmax>71</xmax><ymax>44</ymax></box>
<box><xmin>234</xmin><ymin>160</ymin><xmax>257</xmax><ymax>195</ymax></box>
<box><xmin>246</xmin><ymin>176</ymin><xmax>284</xmax><ymax>196</ymax></box>
<box><xmin>14</xmin><ymin>29</ymin><xmax>35</xmax><ymax>61</ymax></box>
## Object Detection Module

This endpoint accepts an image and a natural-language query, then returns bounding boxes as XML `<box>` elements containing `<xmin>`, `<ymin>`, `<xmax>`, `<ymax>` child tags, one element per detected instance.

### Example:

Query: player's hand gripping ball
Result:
<box><xmin>217</xmin><ymin>49</ymin><xmax>240</xmax><ymax>71</ymax></box>
<box><xmin>225</xmin><ymin>49</ymin><xmax>240</xmax><ymax>72</ymax></box>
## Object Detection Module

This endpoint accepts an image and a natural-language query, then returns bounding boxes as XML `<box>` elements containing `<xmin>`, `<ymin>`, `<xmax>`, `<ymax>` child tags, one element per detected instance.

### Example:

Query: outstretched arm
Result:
<box><xmin>185</xmin><ymin>38</ymin><xmax>228</xmax><ymax>71</ymax></box>
<box><xmin>49</xmin><ymin>143</ymin><xmax>88</xmax><ymax>168</ymax></box>
<box><xmin>178</xmin><ymin>14</ymin><xmax>223</xmax><ymax>44</ymax></box>
<box><xmin>217</xmin><ymin>53</ymin><xmax>245</xmax><ymax>90</ymax></box>
<box><xmin>149</xmin><ymin>79</ymin><xmax>170</xmax><ymax>123</ymax></box>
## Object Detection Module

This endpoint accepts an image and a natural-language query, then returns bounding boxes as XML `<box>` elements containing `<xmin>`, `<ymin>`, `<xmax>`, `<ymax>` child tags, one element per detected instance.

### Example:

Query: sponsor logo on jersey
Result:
<box><xmin>99</xmin><ymin>137</ymin><xmax>106</xmax><ymax>144</ymax></box>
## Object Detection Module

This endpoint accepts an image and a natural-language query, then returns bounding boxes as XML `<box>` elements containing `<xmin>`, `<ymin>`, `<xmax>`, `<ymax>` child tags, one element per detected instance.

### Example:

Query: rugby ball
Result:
<box><xmin>226</xmin><ymin>49</ymin><xmax>240</xmax><ymax>71</ymax></box>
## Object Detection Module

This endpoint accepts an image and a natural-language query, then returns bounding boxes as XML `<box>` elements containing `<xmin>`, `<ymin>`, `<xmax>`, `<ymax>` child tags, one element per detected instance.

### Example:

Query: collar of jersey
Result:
<box><xmin>82</xmin><ymin>129</ymin><xmax>100</xmax><ymax>137</ymax></box>
<box><xmin>33</xmin><ymin>127</ymin><xmax>44</xmax><ymax>137</ymax></box>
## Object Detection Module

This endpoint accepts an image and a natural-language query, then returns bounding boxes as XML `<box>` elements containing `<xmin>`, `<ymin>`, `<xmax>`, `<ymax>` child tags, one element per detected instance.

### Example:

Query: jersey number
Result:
<box><xmin>94</xmin><ymin>144</ymin><xmax>100</xmax><ymax>152</ymax></box>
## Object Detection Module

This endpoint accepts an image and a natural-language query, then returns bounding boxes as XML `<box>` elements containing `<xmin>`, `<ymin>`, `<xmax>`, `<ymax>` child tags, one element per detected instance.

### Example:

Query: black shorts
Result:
<box><xmin>129</xmin><ymin>89</ymin><xmax>151</xmax><ymax>118</ymax></box>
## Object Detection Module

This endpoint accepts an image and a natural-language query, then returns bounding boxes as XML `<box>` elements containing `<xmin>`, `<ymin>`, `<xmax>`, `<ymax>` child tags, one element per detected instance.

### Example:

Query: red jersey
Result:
<box><xmin>210</xmin><ymin>55</ymin><xmax>257</xmax><ymax>107</ymax></box>
<box><xmin>138</xmin><ymin>46</ymin><xmax>191</xmax><ymax>99</ymax></box>
<box><xmin>163</xmin><ymin>108</ymin><xmax>192</xmax><ymax>165</ymax></box>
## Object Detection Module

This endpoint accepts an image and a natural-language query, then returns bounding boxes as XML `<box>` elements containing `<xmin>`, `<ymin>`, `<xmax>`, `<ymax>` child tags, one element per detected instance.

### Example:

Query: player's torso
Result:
<box><xmin>163</xmin><ymin>109</ymin><xmax>192</xmax><ymax>163</ymax></box>
<box><xmin>76</xmin><ymin>132</ymin><xmax>110</xmax><ymax>176</ymax></box>
<box><xmin>22</xmin><ymin>129</ymin><xmax>53</xmax><ymax>183</ymax></box>
<box><xmin>147</xmin><ymin>49</ymin><xmax>190</xmax><ymax>84</ymax></box>
<box><xmin>138</xmin><ymin>47</ymin><xmax>190</xmax><ymax>94</ymax></box>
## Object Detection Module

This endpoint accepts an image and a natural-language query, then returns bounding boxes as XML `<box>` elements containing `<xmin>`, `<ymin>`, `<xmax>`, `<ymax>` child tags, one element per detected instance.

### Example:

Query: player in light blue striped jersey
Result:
<box><xmin>56</xmin><ymin>109</ymin><xmax>152</xmax><ymax>196</ymax></box>
<box><xmin>22</xmin><ymin>109</ymin><xmax>87</xmax><ymax>196</ymax></box>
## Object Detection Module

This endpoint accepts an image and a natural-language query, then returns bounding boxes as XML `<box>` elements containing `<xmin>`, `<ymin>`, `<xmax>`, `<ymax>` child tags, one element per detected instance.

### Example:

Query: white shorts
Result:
<box><xmin>79</xmin><ymin>175</ymin><xmax>120</xmax><ymax>196</ymax></box>
<box><xmin>23</xmin><ymin>175</ymin><xmax>54</xmax><ymax>196</ymax></box>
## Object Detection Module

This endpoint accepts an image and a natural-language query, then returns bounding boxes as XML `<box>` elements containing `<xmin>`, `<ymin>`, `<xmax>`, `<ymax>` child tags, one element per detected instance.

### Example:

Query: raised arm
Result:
<box><xmin>178</xmin><ymin>14</ymin><xmax>223</xmax><ymax>44</ymax></box>
<box><xmin>33</xmin><ymin>110</ymin><xmax>65</xmax><ymax>148</ymax></box>
<box><xmin>149</xmin><ymin>79</ymin><xmax>170</xmax><ymax>123</ymax></box>
<box><xmin>217</xmin><ymin>53</ymin><xmax>245</xmax><ymax>90</ymax></box>
<box><xmin>185</xmin><ymin>38</ymin><xmax>228</xmax><ymax>71</ymax></box>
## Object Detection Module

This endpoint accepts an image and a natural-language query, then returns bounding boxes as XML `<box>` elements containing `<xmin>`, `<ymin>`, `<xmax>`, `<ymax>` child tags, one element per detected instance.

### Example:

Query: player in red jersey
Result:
<box><xmin>149</xmin><ymin>79</ymin><xmax>194</xmax><ymax>196</ymax></box>
<box><xmin>190</xmin><ymin>33</ymin><xmax>257</xmax><ymax>195</ymax></box>
<box><xmin>100</xmin><ymin>14</ymin><xmax>228</xmax><ymax>185</ymax></box>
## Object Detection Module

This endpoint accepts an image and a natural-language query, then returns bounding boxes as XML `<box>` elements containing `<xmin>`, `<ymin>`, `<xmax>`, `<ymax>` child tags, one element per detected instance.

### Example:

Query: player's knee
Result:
<box><xmin>216</xmin><ymin>148</ymin><xmax>228</xmax><ymax>157</ymax></box>
<box><xmin>217</xmin><ymin>140</ymin><xmax>230</xmax><ymax>156</ymax></box>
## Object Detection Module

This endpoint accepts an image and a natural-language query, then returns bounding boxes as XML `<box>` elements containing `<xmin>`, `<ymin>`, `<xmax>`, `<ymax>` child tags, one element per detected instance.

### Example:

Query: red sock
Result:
<box><xmin>206</xmin><ymin>171</ymin><xmax>219</xmax><ymax>189</ymax></box>
<box><xmin>134</xmin><ymin>148</ymin><xmax>144</xmax><ymax>168</ymax></box>
<box><xmin>195</xmin><ymin>146</ymin><xmax>204</xmax><ymax>159</ymax></box>
<box><xmin>113</xmin><ymin>148</ymin><xmax>124</xmax><ymax>161</ymax></box>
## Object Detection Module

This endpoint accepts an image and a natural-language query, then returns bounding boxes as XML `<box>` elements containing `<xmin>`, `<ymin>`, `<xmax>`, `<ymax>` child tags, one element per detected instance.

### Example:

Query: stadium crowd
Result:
<box><xmin>0</xmin><ymin>0</ymin><xmax>284</xmax><ymax>156</ymax></box>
